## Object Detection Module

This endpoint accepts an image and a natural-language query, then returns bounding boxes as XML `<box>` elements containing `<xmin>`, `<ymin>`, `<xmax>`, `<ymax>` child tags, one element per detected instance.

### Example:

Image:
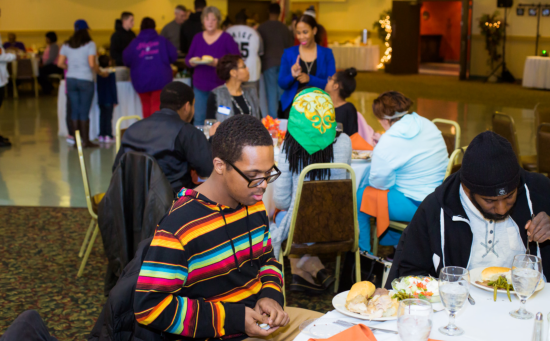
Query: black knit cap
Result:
<box><xmin>460</xmin><ymin>131</ymin><xmax>521</xmax><ymax>197</ymax></box>
<box><xmin>159</xmin><ymin>81</ymin><xmax>194</xmax><ymax>110</ymax></box>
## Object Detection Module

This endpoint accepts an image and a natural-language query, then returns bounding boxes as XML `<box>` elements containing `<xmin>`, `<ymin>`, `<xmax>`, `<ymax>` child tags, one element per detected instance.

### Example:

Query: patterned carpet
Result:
<box><xmin>0</xmin><ymin>207</ymin><xmax>336</xmax><ymax>340</ymax></box>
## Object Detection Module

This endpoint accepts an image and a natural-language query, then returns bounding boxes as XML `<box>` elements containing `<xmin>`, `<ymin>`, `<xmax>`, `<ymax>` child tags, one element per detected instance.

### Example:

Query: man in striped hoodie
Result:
<box><xmin>134</xmin><ymin>115</ymin><xmax>322</xmax><ymax>340</ymax></box>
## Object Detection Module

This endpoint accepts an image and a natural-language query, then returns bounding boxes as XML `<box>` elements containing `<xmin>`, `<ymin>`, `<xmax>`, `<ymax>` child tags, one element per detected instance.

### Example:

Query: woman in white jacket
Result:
<box><xmin>357</xmin><ymin>91</ymin><xmax>449</xmax><ymax>254</ymax></box>
<box><xmin>0</xmin><ymin>34</ymin><xmax>17</xmax><ymax>147</ymax></box>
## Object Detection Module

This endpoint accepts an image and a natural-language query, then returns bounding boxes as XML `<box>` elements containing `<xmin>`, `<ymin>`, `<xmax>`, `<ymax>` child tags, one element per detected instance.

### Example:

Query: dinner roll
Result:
<box><xmin>481</xmin><ymin>267</ymin><xmax>511</xmax><ymax>282</ymax></box>
<box><xmin>202</xmin><ymin>55</ymin><xmax>214</xmax><ymax>63</ymax></box>
<box><xmin>346</xmin><ymin>281</ymin><xmax>375</xmax><ymax>305</ymax></box>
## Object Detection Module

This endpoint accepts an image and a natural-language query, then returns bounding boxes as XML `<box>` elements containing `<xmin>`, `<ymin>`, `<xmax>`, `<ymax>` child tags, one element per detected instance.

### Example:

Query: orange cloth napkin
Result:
<box><xmin>350</xmin><ymin>133</ymin><xmax>374</xmax><ymax>151</ymax></box>
<box><xmin>307</xmin><ymin>324</ymin><xmax>442</xmax><ymax>341</ymax></box>
<box><xmin>360</xmin><ymin>186</ymin><xmax>390</xmax><ymax>237</ymax></box>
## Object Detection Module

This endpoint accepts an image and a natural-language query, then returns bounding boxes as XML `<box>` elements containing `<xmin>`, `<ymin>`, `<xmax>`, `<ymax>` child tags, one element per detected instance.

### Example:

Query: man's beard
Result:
<box><xmin>471</xmin><ymin>195</ymin><xmax>516</xmax><ymax>221</ymax></box>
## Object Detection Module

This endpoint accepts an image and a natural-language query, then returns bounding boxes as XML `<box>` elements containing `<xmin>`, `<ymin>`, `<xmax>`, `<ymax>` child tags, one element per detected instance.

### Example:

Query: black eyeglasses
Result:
<box><xmin>224</xmin><ymin>160</ymin><xmax>281</xmax><ymax>188</ymax></box>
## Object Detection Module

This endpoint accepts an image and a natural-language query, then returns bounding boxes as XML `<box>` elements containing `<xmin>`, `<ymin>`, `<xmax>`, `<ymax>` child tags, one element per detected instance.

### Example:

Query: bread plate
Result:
<box><xmin>332</xmin><ymin>291</ymin><xmax>397</xmax><ymax>321</ymax></box>
<box><xmin>351</xmin><ymin>150</ymin><xmax>372</xmax><ymax>163</ymax></box>
<box><xmin>469</xmin><ymin>267</ymin><xmax>544</xmax><ymax>295</ymax></box>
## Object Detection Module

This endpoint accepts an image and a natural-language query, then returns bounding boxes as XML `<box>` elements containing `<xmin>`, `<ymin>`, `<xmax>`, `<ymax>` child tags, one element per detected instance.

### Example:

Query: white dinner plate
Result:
<box><xmin>299</xmin><ymin>318</ymin><xmax>349</xmax><ymax>338</ymax></box>
<box><xmin>332</xmin><ymin>291</ymin><xmax>397</xmax><ymax>321</ymax></box>
<box><xmin>469</xmin><ymin>267</ymin><xmax>545</xmax><ymax>295</ymax></box>
<box><xmin>351</xmin><ymin>158</ymin><xmax>370</xmax><ymax>163</ymax></box>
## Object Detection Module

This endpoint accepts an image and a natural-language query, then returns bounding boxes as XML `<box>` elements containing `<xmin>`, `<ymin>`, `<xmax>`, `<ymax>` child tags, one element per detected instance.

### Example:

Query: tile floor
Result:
<box><xmin>0</xmin><ymin>92</ymin><xmax>537</xmax><ymax>207</ymax></box>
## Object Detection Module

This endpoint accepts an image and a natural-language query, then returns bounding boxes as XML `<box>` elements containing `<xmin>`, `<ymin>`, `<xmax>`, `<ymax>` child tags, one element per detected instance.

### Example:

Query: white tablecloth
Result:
<box><xmin>57</xmin><ymin>80</ymin><xmax>143</xmax><ymax>140</ymax></box>
<box><xmin>522</xmin><ymin>56</ymin><xmax>550</xmax><ymax>90</ymax></box>
<box><xmin>330</xmin><ymin>46</ymin><xmax>380</xmax><ymax>71</ymax></box>
<box><xmin>294</xmin><ymin>284</ymin><xmax>550</xmax><ymax>341</ymax></box>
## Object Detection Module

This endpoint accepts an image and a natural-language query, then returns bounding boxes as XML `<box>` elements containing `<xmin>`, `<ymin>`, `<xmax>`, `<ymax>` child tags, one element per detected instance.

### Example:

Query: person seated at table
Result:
<box><xmin>325</xmin><ymin>67</ymin><xmax>359</xmax><ymax>136</ymax></box>
<box><xmin>123</xmin><ymin>17</ymin><xmax>178</xmax><ymax>119</ymax></box>
<box><xmin>270</xmin><ymin>88</ymin><xmax>352</xmax><ymax>294</ymax></box>
<box><xmin>206</xmin><ymin>54</ymin><xmax>261</xmax><ymax>122</ymax></box>
<box><xmin>357</xmin><ymin>91</ymin><xmax>448</xmax><ymax>255</ymax></box>
<box><xmin>113</xmin><ymin>81</ymin><xmax>213</xmax><ymax>193</ymax></box>
<box><xmin>37</xmin><ymin>31</ymin><xmax>63</xmax><ymax>95</ymax></box>
<box><xmin>386</xmin><ymin>131</ymin><xmax>550</xmax><ymax>285</ymax></box>
<box><xmin>3</xmin><ymin>33</ymin><xmax>25</xmax><ymax>52</ymax></box>
<box><xmin>134</xmin><ymin>114</ymin><xmax>323</xmax><ymax>341</ymax></box>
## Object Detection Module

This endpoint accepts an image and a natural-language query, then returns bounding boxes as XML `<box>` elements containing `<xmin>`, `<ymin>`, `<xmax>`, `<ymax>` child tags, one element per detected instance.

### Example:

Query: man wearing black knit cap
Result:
<box><xmin>386</xmin><ymin>131</ymin><xmax>550</xmax><ymax>285</ymax></box>
<box><xmin>113</xmin><ymin>81</ymin><xmax>217</xmax><ymax>193</ymax></box>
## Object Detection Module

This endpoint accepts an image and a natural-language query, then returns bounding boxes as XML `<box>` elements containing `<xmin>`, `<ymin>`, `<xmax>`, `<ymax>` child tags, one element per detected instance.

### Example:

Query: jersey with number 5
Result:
<box><xmin>226</xmin><ymin>25</ymin><xmax>262</xmax><ymax>82</ymax></box>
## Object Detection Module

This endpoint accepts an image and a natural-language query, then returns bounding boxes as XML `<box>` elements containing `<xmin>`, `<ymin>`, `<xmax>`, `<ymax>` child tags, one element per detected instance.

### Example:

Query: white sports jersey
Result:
<box><xmin>226</xmin><ymin>25</ymin><xmax>263</xmax><ymax>82</ymax></box>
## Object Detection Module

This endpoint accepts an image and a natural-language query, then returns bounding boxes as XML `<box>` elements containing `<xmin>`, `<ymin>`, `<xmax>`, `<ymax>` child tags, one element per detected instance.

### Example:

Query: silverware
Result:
<box><xmin>468</xmin><ymin>294</ymin><xmax>476</xmax><ymax>305</ymax></box>
<box><xmin>334</xmin><ymin>320</ymin><xmax>398</xmax><ymax>334</ymax></box>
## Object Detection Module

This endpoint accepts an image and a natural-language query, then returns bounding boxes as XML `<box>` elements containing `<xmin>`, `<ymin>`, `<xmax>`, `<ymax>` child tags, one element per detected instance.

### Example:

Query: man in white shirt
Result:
<box><xmin>0</xmin><ymin>34</ymin><xmax>16</xmax><ymax>147</ymax></box>
<box><xmin>226</xmin><ymin>10</ymin><xmax>262</xmax><ymax>88</ymax></box>
<box><xmin>160</xmin><ymin>5</ymin><xmax>188</xmax><ymax>52</ymax></box>
<box><xmin>386</xmin><ymin>131</ymin><xmax>550</xmax><ymax>286</ymax></box>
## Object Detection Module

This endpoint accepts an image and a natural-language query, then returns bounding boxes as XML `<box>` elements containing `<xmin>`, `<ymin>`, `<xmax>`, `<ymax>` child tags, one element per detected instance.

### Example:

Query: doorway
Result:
<box><xmin>419</xmin><ymin>1</ymin><xmax>462</xmax><ymax>76</ymax></box>
<box><xmin>227</xmin><ymin>0</ymin><xmax>271</xmax><ymax>25</ymax></box>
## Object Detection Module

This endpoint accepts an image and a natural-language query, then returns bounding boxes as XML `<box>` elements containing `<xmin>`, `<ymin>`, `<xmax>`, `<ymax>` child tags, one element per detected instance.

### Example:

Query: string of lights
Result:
<box><xmin>377</xmin><ymin>15</ymin><xmax>392</xmax><ymax>69</ymax></box>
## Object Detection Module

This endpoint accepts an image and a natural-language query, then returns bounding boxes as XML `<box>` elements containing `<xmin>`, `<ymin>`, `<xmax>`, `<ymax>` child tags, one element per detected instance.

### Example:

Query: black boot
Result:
<box><xmin>316</xmin><ymin>269</ymin><xmax>335</xmax><ymax>290</ymax></box>
<box><xmin>289</xmin><ymin>275</ymin><xmax>325</xmax><ymax>295</ymax></box>
<box><xmin>81</xmin><ymin>120</ymin><xmax>98</xmax><ymax>148</ymax></box>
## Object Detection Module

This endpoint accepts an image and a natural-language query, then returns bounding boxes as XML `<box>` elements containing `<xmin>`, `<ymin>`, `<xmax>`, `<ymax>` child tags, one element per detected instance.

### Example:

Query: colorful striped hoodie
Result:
<box><xmin>134</xmin><ymin>188</ymin><xmax>284</xmax><ymax>340</ymax></box>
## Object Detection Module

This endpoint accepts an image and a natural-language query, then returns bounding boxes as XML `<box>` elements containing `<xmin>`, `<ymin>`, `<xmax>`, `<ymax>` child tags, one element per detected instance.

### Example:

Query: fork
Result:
<box><xmin>334</xmin><ymin>320</ymin><xmax>398</xmax><ymax>334</ymax></box>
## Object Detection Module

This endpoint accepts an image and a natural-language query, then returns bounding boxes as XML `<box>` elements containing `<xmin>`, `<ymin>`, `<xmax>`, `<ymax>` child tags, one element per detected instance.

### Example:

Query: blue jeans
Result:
<box><xmin>193</xmin><ymin>88</ymin><xmax>210</xmax><ymax>126</ymax></box>
<box><xmin>357</xmin><ymin>187</ymin><xmax>421</xmax><ymax>253</ymax></box>
<box><xmin>66</xmin><ymin>78</ymin><xmax>94</xmax><ymax>120</ymax></box>
<box><xmin>263</xmin><ymin>66</ymin><xmax>284</xmax><ymax>118</ymax></box>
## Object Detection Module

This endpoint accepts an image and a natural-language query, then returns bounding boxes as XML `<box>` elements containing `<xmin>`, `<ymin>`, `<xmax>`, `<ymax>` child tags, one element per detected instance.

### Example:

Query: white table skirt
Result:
<box><xmin>294</xmin><ymin>284</ymin><xmax>550</xmax><ymax>341</ymax></box>
<box><xmin>330</xmin><ymin>46</ymin><xmax>380</xmax><ymax>71</ymax></box>
<box><xmin>522</xmin><ymin>56</ymin><xmax>550</xmax><ymax>90</ymax></box>
<box><xmin>57</xmin><ymin>80</ymin><xmax>143</xmax><ymax>140</ymax></box>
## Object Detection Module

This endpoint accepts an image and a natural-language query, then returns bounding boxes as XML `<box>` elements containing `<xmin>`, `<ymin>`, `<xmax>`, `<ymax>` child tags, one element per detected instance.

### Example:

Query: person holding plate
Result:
<box><xmin>387</xmin><ymin>131</ymin><xmax>550</xmax><ymax>286</ymax></box>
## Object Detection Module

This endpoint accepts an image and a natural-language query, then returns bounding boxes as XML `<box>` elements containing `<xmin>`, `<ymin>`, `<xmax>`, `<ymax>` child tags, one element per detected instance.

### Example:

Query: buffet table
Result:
<box><xmin>330</xmin><ymin>45</ymin><xmax>380</xmax><ymax>71</ymax></box>
<box><xmin>293</xmin><ymin>284</ymin><xmax>550</xmax><ymax>340</ymax></box>
<box><xmin>522</xmin><ymin>56</ymin><xmax>550</xmax><ymax>90</ymax></box>
<box><xmin>57</xmin><ymin>80</ymin><xmax>142</xmax><ymax>140</ymax></box>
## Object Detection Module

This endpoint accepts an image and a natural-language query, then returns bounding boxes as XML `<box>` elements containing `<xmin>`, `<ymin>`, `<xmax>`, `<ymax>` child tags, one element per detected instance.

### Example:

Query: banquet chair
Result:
<box><xmin>537</xmin><ymin>123</ymin><xmax>550</xmax><ymax>177</ymax></box>
<box><xmin>444</xmin><ymin>146</ymin><xmax>467</xmax><ymax>179</ymax></box>
<box><xmin>279</xmin><ymin>163</ymin><xmax>361</xmax><ymax>298</ymax></box>
<box><xmin>535</xmin><ymin>105</ymin><xmax>550</xmax><ymax>128</ymax></box>
<box><xmin>115</xmin><ymin>115</ymin><xmax>141</xmax><ymax>151</ymax></box>
<box><xmin>75</xmin><ymin>130</ymin><xmax>105</xmax><ymax>277</ymax></box>
<box><xmin>432</xmin><ymin>118</ymin><xmax>461</xmax><ymax>156</ymax></box>
<box><xmin>11</xmin><ymin>59</ymin><xmax>39</xmax><ymax>98</ymax></box>
<box><xmin>492</xmin><ymin>113</ymin><xmax>537</xmax><ymax>172</ymax></box>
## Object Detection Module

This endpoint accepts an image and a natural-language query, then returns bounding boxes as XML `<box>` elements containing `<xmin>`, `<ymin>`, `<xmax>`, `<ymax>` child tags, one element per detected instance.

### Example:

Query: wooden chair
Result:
<box><xmin>75</xmin><ymin>130</ymin><xmax>105</xmax><ymax>277</ymax></box>
<box><xmin>115</xmin><ymin>115</ymin><xmax>141</xmax><ymax>151</ymax></box>
<box><xmin>279</xmin><ymin>163</ymin><xmax>361</xmax><ymax>296</ymax></box>
<box><xmin>534</xmin><ymin>104</ymin><xmax>550</xmax><ymax>128</ymax></box>
<box><xmin>492</xmin><ymin>112</ymin><xmax>537</xmax><ymax>172</ymax></box>
<box><xmin>537</xmin><ymin>123</ymin><xmax>550</xmax><ymax>177</ymax></box>
<box><xmin>432</xmin><ymin>118</ymin><xmax>461</xmax><ymax>156</ymax></box>
<box><xmin>11</xmin><ymin>59</ymin><xmax>39</xmax><ymax>98</ymax></box>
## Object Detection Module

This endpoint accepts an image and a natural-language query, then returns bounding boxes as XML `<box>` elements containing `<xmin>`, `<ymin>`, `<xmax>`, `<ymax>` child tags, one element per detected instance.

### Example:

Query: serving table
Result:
<box><xmin>522</xmin><ymin>56</ymin><xmax>550</xmax><ymax>90</ymax></box>
<box><xmin>330</xmin><ymin>45</ymin><xmax>380</xmax><ymax>72</ymax></box>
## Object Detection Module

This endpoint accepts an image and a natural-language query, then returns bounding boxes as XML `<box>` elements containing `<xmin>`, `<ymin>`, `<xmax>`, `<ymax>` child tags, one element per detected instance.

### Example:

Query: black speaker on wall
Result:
<box><xmin>498</xmin><ymin>0</ymin><xmax>513</xmax><ymax>8</ymax></box>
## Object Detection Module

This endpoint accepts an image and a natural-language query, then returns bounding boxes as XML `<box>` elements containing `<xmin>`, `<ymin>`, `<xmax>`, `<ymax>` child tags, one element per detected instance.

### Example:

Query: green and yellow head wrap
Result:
<box><xmin>288</xmin><ymin>88</ymin><xmax>336</xmax><ymax>155</ymax></box>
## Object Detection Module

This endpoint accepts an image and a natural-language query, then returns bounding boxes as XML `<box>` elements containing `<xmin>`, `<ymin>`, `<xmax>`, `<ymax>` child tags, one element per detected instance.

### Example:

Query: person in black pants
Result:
<box><xmin>37</xmin><ymin>32</ymin><xmax>63</xmax><ymax>95</ymax></box>
<box><xmin>96</xmin><ymin>55</ymin><xmax>118</xmax><ymax>143</ymax></box>
<box><xmin>0</xmin><ymin>310</ymin><xmax>57</xmax><ymax>341</ymax></box>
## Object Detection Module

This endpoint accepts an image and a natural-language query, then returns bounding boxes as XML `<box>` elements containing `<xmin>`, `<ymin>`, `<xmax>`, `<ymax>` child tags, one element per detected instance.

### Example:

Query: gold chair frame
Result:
<box><xmin>432</xmin><ymin>118</ymin><xmax>461</xmax><ymax>152</ymax></box>
<box><xmin>115</xmin><ymin>115</ymin><xmax>141</xmax><ymax>151</ymax></box>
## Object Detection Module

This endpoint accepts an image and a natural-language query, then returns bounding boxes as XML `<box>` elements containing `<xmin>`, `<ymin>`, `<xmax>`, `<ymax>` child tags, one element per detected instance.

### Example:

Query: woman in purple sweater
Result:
<box><xmin>185</xmin><ymin>6</ymin><xmax>240</xmax><ymax>125</ymax></box>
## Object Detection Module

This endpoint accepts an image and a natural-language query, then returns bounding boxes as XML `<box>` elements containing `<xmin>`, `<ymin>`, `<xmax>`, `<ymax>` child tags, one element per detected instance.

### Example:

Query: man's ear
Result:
<box><xmin>213</xmin><ymin>157</ymin><xmax>226</xmax><ymax>175</ymax></box>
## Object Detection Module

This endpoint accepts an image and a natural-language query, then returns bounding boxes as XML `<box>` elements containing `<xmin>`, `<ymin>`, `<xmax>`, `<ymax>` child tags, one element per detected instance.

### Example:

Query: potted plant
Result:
<box><xmin>479</xmin><ymin>12</ymin><xmax>505</xmax><ymax>72</ymax></box>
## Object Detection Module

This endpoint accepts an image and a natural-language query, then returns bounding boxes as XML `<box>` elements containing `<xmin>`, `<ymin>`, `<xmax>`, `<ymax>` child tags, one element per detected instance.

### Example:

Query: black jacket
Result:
<box><xmin>386</xmin><ymin>169</ymin><xmax>550</xmax><ymax>288</ymax></box>
<box><xmin>113</xmin><ymin>108</ymin><xmax>213</xmax><ymax>193</ymax></box>
<box><xmin>100</xmin><ymin>152</ymin><xmax>174</xmax><ymax>295</ymax></box>
<box><xmin>110</xmin><ymin>20</ymin><xmax>136</xmax><ymax>66</ymax></box>
<box><xmin>179</xmin><ymin>11</ymin><xmax>203</xmax><ymax>54</ymax></box>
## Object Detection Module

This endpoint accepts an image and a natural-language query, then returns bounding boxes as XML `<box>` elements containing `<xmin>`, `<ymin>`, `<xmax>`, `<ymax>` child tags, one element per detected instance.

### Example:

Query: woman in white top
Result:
<box><xmin>0</xmin><ymin>34</ymin><xmax>16</xmax><ymax>147</ymax></box>
<box><xmin>58</xmin><ymin>20</ymin><xmax>102</xmax><ymax>148</ymax></box>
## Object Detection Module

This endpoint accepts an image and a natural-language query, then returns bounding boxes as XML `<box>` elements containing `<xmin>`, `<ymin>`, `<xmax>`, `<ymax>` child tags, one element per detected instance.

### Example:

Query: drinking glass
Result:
<box><xmin>397</xmin><ymin>299</ymin><xmax>433</xmax><ymax>341</ymax></box>
<box><xmin>509</xmin><ymin>254</ymin><xmax>542</xmax><ymax>319</ymax></box>
<box><xmin>205</xmin><ymin>119</ymin><xmax>217</xmax><ymax>127</ymax></box>
<box><xmin>438</xmin><ymin>266</ymin><xmax>469</xmax><ymax>336</ymax></box>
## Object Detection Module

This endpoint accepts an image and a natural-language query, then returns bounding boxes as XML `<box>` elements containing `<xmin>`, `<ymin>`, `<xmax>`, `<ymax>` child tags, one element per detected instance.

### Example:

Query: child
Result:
<box><xmin>97</xmin><ymin>55</ymin><xmax>118</xmax><ymax>142</ymax></box>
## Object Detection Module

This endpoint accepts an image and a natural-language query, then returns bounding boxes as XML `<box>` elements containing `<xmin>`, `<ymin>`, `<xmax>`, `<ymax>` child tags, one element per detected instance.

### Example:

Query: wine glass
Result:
<box><xmin>438</xmin><ymin>266</ymin><xmax>469</xmax><ymax>336</ymax></box>
<box><xmin>397</xmin><ymin>299</ymin><xmax>433</xmax><ymax>341</ymax></box>
<box><xmin>509</xmin><ymin>254</ymin><xmax>542</xmax><ymax>319</ymax></box>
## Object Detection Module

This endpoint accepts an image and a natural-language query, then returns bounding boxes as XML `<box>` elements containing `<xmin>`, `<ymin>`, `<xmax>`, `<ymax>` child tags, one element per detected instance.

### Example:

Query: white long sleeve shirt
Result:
<box><xmin>0</xmin><ymin>35</ymin><xmax>17</xmax><ymax>88</ymax></box>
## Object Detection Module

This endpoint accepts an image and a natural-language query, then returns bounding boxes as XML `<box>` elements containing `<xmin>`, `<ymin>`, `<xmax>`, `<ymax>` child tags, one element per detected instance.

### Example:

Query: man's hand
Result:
<box><xmin>254</xmin><ymin>298</ymin><xmax>289</xmax><ymax>328</ymax></box>
<box><xmin>209</xmin><ymin>122</ymin><xmax>221</xmax><ymax>136</ymax></box>
<box><xmin>296</xmin><ymin>73</ymin><xmax>310</xmax><ymax>84</ymax></box>
<box><xmin>525</xmin><ymin>212</ymin><xmax>550</xmax><ymax>242</ymax></box>
<box><xmin>244</xmin><ymin>307</ymin><xmax>278</xmax><ymax>337</ymax></box>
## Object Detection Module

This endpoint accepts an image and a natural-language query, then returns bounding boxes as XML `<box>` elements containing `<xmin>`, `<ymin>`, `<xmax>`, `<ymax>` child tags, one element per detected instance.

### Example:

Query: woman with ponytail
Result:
<box><xmin>325</xmin><ymin>67</ymin><xmax>359</xmax><ymax>136</ymax></box>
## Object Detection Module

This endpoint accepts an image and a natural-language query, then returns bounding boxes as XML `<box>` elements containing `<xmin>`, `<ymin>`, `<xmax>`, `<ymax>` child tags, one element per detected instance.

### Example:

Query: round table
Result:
<box><xmin>522</xmin><ymin>56</ymin><xmax>550</xmax><ymax>90</ymax></box>
<box><xmin>293</xmin><ymin>283</ymin><xmax>550</xmax><ymax>340</ymax></box>
<box><xmin>330</xmin><ymin>45</ymin><xmax>380</xmax><ymax>71</ymax></box>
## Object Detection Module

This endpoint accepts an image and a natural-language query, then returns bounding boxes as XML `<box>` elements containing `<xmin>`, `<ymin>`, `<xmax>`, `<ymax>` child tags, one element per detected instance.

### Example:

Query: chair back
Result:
<box><xmin>535</xmin><ymin>105</ymin><xmax>550</xmax><ymax>128</ymax></box>
<box><xmin>432</xmin><ymin>118</ymin><xmax>461</xmax><ymax>156</ymax></box>
<box><xmin>537</xmin><ymin>123</ymin><xmax>550</xmax><ymax>176</ymax></box>
<box><xmin>116</xmin><ymin>115</ymin><xmax>141</xmax><ymax>151</ymax></box>
<box><xmin>445</xmin><ymin>146</ymin><xmax>467</xmax><ymax>179</ymax></box>
<box><xmin>15</xmin><ymin>59</ymin><xmax>34</xmax><ymax>79</ymax></box>
<box><xmin>492</xmin><ymin>113</ymin><xmax>521</xmax><ymax>159</ymax></box>
<box><xmin>283</xmin><ymin>163</ymin><xmax>358</xmax><ymax>256</ymax></box>
<box><xmin>75</xmin><ymin>130</ymin><xmax>98</xmax><ymax>219</ymax></box>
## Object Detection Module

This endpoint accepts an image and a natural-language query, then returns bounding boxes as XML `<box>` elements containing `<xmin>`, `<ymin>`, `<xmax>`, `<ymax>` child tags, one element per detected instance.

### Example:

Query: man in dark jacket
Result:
<box><xmin>387</xmin><ymin>131</ymin><xmax>550</xmax><ymax>286</ymax></box>
<box><xmin>110</xmin><ymin>12</ymin><xmax>136</xmax><ymax>66</ymax></box>
<box><xmin>113</xmin><ymin>81</ymin><xmax>213</xmax><ymax>193</ymax></box>
<box><xmin>179</xmin><ymin>0</ymin><xmax>205</xmax><ymax>54</ymax></box>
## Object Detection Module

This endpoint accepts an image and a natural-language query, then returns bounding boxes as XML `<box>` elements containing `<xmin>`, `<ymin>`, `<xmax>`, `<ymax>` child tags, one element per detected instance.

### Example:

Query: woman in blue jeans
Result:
<box><xmin>58</xmin><ymin>20</ymin><xmax>103</xmax><ymax>148</ymax></box>
<box><xmin>357</xmin><ymin>91</ymin><xmax>449</xmax><ymax>254</ymax></box>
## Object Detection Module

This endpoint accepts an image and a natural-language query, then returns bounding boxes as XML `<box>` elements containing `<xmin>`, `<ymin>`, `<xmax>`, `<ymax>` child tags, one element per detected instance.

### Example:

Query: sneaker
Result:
<box><xmin>66</xmin><ymin>135</ymin><xmax>75</xmax><ymax>144</ymax></box>
<box><xmin>104</xmin><ymin>136</ymin><xmax>113</xmax><ymax>143</ymax></box>
<box><xmin>98</xmin><ymin>136</ymin><xmax>105</xmax><ymax>142</ymax></box>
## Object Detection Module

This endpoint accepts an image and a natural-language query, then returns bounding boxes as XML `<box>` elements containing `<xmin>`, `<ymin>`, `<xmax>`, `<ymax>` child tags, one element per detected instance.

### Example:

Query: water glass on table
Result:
<box><xmin>438</xmin><ymin>266</ymin><xmax>469</xmax><ymax>336</ymax></box>
<box><xmin>205</xmin><ymin>119</ymin><xmax>217</xmax><ymax>127</ymax></box>
<box><xmin>397</xmin><ymin>299</ymin><xmax>433</xmax><ymax>341</ymax></box>
<box><xmin>509</xmin><ymin>254</ymin><xmax>542</xmax><ymax>320</ymax></box>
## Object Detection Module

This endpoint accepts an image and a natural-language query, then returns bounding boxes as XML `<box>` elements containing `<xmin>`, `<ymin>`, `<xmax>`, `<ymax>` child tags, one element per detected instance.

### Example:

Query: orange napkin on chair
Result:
<box><xmin>360</xmin><ymin>186</ymin><xmax>390</xmax><ymax>237</ymax></box>
<box><xmin>307</xmin><ymin>324</ymin><xmax>442</xmax><ymax>341</ymax></box>
<box><xmin>350</xmin><ymin>133</ymin><xmax>374</xmax><ymax>151</ymax></box>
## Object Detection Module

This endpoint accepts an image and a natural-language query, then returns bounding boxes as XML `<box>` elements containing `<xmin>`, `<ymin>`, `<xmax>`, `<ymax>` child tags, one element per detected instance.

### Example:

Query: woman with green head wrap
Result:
<box><xmin>270</xmin><ymin>87</ymin><xmax>352</xmax><ymax>294</ymax></box>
